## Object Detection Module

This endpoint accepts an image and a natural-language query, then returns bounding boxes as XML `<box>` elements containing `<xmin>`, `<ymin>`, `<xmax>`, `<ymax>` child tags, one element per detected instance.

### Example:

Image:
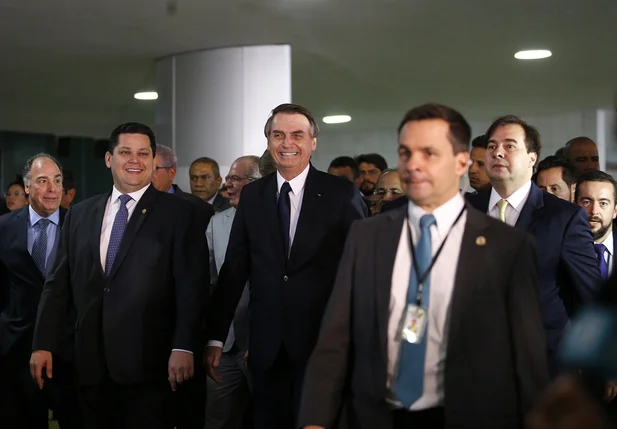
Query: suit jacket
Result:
<box><xmin>379</xmin><ymin>196</ymin><xmax>407</xmax><ymax>213</ymax></box>
<box><xmin>467</xmin><ymin>183</ymin><xmax>601</xmax><ymax>357</ymax></box>
<box><xmin>32</xmin><ymin>185</ymin><xmax>209</xmax><ymax>386</ymax></box>
<box><xmin>298</xmin><ymin>204</ymin><xmax>550</xmax><ymax>429</ymax></box>
<box><xmin>0</xmin><ymin>198</ymin><xmax>9</xmax><ymax>215</ymax></box>
<box><xmin>172</xmin><ymin>184</ymin><xmax>215</xmax><ymax>232</ymax></box>
<box><xmin>211</xmin><ymin>192</ymin><xmax>231</xmax><ymax>213</ymax></box>
<box><xmin>206</xmin><ymin>207</ymin><xmax>250</xmax><ymax>352</ymax></box>
<box><xmin>0</xmin><ymin>207</ymin><xmax>71</xmax><ymax>362</ymax></box>
<box><xmin>206</xmin><ymin>167</ymin><xmax>366</xmax><ymax>369</ymax></box>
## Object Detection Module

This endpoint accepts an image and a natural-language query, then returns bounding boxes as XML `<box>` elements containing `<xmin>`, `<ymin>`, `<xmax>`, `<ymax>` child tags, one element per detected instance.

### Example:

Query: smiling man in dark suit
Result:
<box><xmin>205</xmin><ymin>103</ymin><xmax>366</xmax><ymax>429</ymax></box>
<box><xmin>298</xmin><ymin>104</ymin><xmax>549</xmax><ymax>429</ymax></box>
<box><xmin>467</xmin><ymin>115</ymin><xmax>601</xmax><ymax>372</ymax></box>
<box><xmin>29</xmin><ymin>123</ymin><xmax>209</xmax><ymax>429</ymax></box>
<box><xmin>0</xmin><ymin>154</ymin><xmax>81</xmax><ymax>429</ymax></box>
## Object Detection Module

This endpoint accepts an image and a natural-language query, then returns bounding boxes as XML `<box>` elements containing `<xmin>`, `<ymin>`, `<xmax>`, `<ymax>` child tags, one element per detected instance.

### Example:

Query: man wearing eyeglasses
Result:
<box><xmin>205</xmin><ymin>155</ymin><xmax>260</xmax><ymax>429</ymax></box>
<box><xmin>153</xmin><ymin>144</ymin><xmax>214</xmax><ymax>429</ymax></box>
<box><xmin>372</xmin><ymin>169</ymin><xmax>405</xmax><ymax>215</ymax></box>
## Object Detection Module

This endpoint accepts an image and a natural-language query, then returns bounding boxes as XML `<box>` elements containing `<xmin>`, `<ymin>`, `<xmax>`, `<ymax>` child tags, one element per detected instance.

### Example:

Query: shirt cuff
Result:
<box><xmin>206</xmin><ymin>341</ymin><xmax>224</xmax><ymax>348</ymax></box>
<box><xmin>171</xmin><ymin>349</ymin><xmax>193</xmax><ymax>355</ymax></box>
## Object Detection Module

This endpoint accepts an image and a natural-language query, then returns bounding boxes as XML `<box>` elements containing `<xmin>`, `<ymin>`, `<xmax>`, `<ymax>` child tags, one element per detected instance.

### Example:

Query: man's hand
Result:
<box><xmin>168</xmin><ymin>351</ymin><xmax>194</xmax><ymax>392</ymax></box>
<box><xmin>29</xmin><ymin>350</ymin><xmax>53</xmax><ymax>390</ymax></box>
<box><xmin>605</xmin><ymin>381</ymin><xmax>617</xmax><ymax>402</ymax></box>
<box><xmin>205</xmin><ymin>346</ymin><xmax>223</xmax><ymax>384</ymax></box>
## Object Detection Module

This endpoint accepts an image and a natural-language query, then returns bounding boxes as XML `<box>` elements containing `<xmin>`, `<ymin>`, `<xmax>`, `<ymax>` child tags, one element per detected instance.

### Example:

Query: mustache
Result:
<box><xmin>588</xmin><ymin>216</ymin><xmax>603</xmax><ymax>223</ymax></box>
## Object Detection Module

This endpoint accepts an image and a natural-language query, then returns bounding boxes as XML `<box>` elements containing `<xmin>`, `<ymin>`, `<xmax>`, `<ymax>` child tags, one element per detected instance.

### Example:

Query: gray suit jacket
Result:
<box><xmin>206</xmin><ymin>207</ymin><xmax>249</xmax><ymax>352</ymax></box>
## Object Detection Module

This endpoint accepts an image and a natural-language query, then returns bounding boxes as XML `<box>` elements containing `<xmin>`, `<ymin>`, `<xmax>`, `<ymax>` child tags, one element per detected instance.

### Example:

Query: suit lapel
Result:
<box><xmin>107</xmin><ymin>185</ymin><xmax>157</xmax><ymax>280</ymax></box>
<box><xmin>448</xmin><ymin>206</ymin><xmax>490</xmax><ymax>345</ymax></box>
<box><xmin>375</xmin><ymin>206</ymin><xmax>405</xmax><ymax>364</ymax></box>
<box><xmin>514</xmin><ymin>183</ymin><xmax>544</xmax><ymax>232</ymax></box>
<box><xmin>90</xmin><ymin>194</ymin><xmax>110</xmax><ymax>279</ymax></box>
<box><xmin>288</xmin><ymin>167</ymin><xmax>325</xmax><ymax>271</ymax></box>
<box><xmin>263</xmin><ymin>174</ymin><xmax>286</xmax><ymax>263</ymax></box>
<box><xmin>15</xmin><ymin>207</ymin><xmax>44</xmax><ymax>280</ymax></box>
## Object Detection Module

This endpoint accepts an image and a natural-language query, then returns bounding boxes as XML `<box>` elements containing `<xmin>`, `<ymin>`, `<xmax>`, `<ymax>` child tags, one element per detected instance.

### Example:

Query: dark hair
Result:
<box><xmin>355</xmin><ymin>153</ymin><xmax>388</xmax><ymax>172</ymax></box>
<box><xmin>485</xmin><ymin>115</ymin><xmax>542</xmax><ymax>164</ymax></box>
<box><xmin>22</xmin><ymin>153</ymin><xmax>63</xmax><ymax>186</ymax></box>
<box><xmin>190</xmin><ymin>157</ymin><xmax>221</xmax><ymax>178</ymax></box>
<box><xmin>471</xmin><ymin>135</ymin><xmax>488</xmax><ymax>149</ymax></box>
<box><xmin>575</xmin><ymin>170</ymin><xmax>617</xmax><ymax>204</ymax></box>
<box><xmin>62</xmin><ymin>168</ymin><xmax>76</xmax><ymax>191</ymax></box>
<box><xmin>535</xmin><ymin>156</ymin><xmax>576</xmax><ymax>187</ymax></box>
<box><xmin>108</xmin><ymin>122</ymin><xmax>157</xmax><ymax>157</ymax></box>
<box><xmin>397</xmin><ymin>103</ymin><xmax>471</xmax><ymax>154</ymax></box>
<box><xmin>554</xmin><ymin>147</ymin><xmax>565</xmax><ymax>157</ymax></box>
<box><xmin>328</xmin><ymin>156</ymin><xmax>359</xmax><ymax>179</ymax></box>
<box><xmin>6</xmin><ymin>174</ymin><xmax>26</xmax><ymax>193</ymax></box>
<box><xmin>259</xmin><ymin>150</ymin><xmax>277</xmax><ymax>177</ymax></box>
<box><xmin>264</xmin><ymin>103</ymin><xmax>319</xmax><ymax>138</ymax></box>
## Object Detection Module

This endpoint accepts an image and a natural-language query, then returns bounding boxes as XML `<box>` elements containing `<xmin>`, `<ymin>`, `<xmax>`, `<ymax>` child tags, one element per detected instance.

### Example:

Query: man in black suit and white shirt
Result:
<box><xmin>205</xmin><ymin>103</ymin><xmax>366</xmax><ymax>429</ymax></box>
<box><xmin>298</xmin><ymin>104</ymin><xmax>549</xmax><ymax>429</ymax></box>
<box><xmin>30</xmin><ymin>123</ymin><xmax>209</xmax><ymax>429</ymax></box>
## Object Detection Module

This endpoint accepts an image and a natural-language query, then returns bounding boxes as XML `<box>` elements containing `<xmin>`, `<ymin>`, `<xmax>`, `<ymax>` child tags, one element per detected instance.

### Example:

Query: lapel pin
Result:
<box><xmin>475</xmin><ymin>236</ymin><xmax>486</xmax><ymax>246</ymax></box>
<box><xmin>317</xmin><ymin>193</ymin><xmax>322</xmax><ymax>197</ymax></box>
<box><xmin>142</xmin><ymin>209</ymin><xmax>147</xmax><ymax>214</ymax></box>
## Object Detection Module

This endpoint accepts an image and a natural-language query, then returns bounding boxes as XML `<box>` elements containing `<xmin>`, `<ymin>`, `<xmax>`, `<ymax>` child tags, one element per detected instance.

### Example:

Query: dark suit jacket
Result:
<box><xmin>32</xmin><ymin>185</ymin><xmax>209</xmax><ymax>386</ymax></box>
<box><xmin>206</xmin><ymin>167</ymin><xmax>366</xmax><ymax>369</ymax></box>
<box><xmin>0</xmin><ymin>198</ymin><xmax>9</xmax><ymax>215</ymax></box>
<box><xmin>172</xmin><ymin>184</ymin><xmax>215</xmax><ymax>232</ymax></box>
<box><xmin>0</xmin><ymin>207</ymin><xmax>71</xmax><ymax>362</ymax></box>
<box><xmin>211</xmin><ymin>192</ymin><xmax>231</xmax><ymax>213</ymax></box>
<box><xmin>298</xmin><ymin>204</ymin><xmax>550</xmax><ymax>429</ymax></box>
<box><xmin>467</xmin><ymin>183</ymin><xmax>601</xmax><ymax>357</ymax></box>
<box><xmin>379</xmin><ymin>196</ymin><xmax>407</xmax><ymax>213</ymax></box>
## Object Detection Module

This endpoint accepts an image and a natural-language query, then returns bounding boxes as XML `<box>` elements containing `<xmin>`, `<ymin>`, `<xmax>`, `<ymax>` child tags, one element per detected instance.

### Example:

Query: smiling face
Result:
<box><xmin>25</xmin><ymin>157</ymin><xmax>62</xmax><ymax>217</ymax></box>
<box><xmin>267</xmin><ymin>113</ymin><xmax>316</xmax><ymax>180</ymax></box>
<box><xmin>105</xmin><ymin>133</ymin><xmax>154</xmax><ymax>194</ymax></box>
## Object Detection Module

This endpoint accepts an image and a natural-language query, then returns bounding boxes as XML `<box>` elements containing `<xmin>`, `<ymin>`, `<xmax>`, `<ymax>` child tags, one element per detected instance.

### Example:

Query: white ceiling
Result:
<box><xmin>1</xmin><ymin>0</ymin><xmax>616</xmax><ymax>138</ymax></box>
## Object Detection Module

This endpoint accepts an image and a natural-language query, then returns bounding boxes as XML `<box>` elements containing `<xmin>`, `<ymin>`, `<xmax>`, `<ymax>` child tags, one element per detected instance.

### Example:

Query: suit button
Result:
<box><xmin>283</xmin><ymin>275</ymin><xmax>288</xmax><ymax>282</ymax></box>
<box><xmin>104</xmin><ymin>287</ymin><xmax>110</xmax><ymax>293</ymax></box>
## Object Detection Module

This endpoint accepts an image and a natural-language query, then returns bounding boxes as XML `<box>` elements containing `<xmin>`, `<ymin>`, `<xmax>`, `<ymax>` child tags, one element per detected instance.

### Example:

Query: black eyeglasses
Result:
<box><xmin>225</xmin><ymin>175</ymin><xmax>257</xmax><ymax>184</ymax></box>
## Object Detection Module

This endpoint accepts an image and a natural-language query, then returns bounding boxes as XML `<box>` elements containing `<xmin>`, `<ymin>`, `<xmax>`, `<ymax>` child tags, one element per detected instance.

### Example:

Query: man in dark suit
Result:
<box><xmin>205</xmin><ymin>103</ymin><xmax>366</xmax><ymax>429</ymax></box>
<box><xmin>189</xmin><ymin>157</ymin><xmax>231</xmax><ymax>213</ymax></box>
<box><xmin>29</xmin><ymin>122</ymin><xmax>209</xmax><ymax>429</ymax></box>
<box><xmin>467</xmin><ymin>115</ymin><xmax>601</xmax><ymax>370</ymax></box>
<box><xmin>0</xmin><ymin>154</ymin><xmax>81</xmax><ymax>429</ymax></box>
<box><xmin>298</xmin><ymin>104</ymin><xmax>549</xmax><ymax>429</ymax></box>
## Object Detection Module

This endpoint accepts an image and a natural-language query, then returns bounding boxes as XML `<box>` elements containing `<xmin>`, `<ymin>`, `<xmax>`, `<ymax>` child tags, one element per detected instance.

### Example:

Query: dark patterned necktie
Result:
<box><xmin>105</xmin><ymin>194</ymin><xmax>132</xmax><ymax>276</ymax></box>
<box><xmin>32</xmin><ymin>218</ymin><xmax>51</xmax><ymax>276</ymax></box>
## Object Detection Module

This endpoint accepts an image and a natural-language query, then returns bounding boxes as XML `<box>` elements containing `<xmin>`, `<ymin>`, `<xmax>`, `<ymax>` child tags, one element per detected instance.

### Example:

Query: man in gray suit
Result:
<box><xmin>205</xmin><ymin>155</ymin><xmax>260</xmax><ymax>429</ymax></box>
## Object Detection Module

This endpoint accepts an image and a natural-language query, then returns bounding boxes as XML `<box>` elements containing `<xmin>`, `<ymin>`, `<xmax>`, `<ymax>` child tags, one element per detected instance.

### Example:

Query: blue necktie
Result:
<box><xmin>595</xmin><ymin>243</ymin><xmax>609</xmax><ymax>280</ymax></box>
<box><xmin>32</xmin><ymin>218</ymin><xmax>51</xmax><ymax>276</ymax></box>
<box><xmin>395</xmin><ymin>214</ymin><xmax>436</xmax><ymax>408</ymax></box>
<box><xmin>278</xmin><ymin>182</ymin><xmax>292</xmax><ymax>258</ymax></box>
<box><xmin>105</xmin><ymin>194</ymin><xmax>132</xmax><ymax>277</ymax></box>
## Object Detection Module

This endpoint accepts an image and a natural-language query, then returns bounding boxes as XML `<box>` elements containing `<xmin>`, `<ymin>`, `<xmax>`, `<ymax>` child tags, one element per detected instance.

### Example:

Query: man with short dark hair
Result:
<box><xmin>467</xmin><ymin>115</ymin><xmax>601</xmax><ymax>371</ymax></box>
<box><xmin>30</xmin><ymin>122</ymin><xmax>209</xmax><ymax>429</ymax></box>
<box><xmin>299</xmin><ymin>104</ymin><xmax>548</xmax><ymax>429</ymax></box>
<box><xmin>189</xmin><ymin>157</ymin><xmax>230</xmax><ymax>212</ymax></box>
<box><xmin>354</xmin><ymin>153</ymin><xmax>388</xmax><ymax>196</ymax></box>
<box><xmin>468</xmin><ymin>135</ymin><xmax>491</xmax><ymax>192</ymax></box>
<box><xmin>60</xmin><ymin>168</ymin><xmax>77</xmax><ymax>209</ymax></box>
<box><xmin>327</xmin><ymin>156</ymin><xmax>358</xmax><ymax>182</ymax></box>
<box><xmin>564</xmin><ymin>137</ymin><xmax>600</xmax><ymax>177</ymax></box>
<box><xmin>575</xmin><ymin>170</ymin><xmax>617</xmax><ymax>280</ymax></box>
<box><xmin>535</xmin><ymin>156</ymin><xmax>576</xmax><ymax>202</ymax></box>
<box><xmin>205</xmin><ymin>103</ymin><xmax>366</xmax><ymax>429</ymax></box>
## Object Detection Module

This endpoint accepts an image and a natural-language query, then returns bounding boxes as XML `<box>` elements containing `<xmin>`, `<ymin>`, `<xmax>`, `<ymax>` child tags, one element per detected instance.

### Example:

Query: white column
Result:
<box><xmin>155</xmin><ymin>45</ymin><xmax>291</xmax><ymax>190</ymax></box>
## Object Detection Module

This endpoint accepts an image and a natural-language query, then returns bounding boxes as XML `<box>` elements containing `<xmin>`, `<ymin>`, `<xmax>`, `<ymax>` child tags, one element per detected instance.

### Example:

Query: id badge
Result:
<box><xmin>400</xmin><ymin>304</ymin><xmax>428</xmax><ymax>344</ymax></box>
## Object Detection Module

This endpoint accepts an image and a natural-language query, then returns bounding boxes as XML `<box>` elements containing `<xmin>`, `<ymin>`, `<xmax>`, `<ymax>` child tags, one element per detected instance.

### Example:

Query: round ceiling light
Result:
<box><xmin>134</xmin><ymin>91</ymin><xmax>159</xmax><ymax>100</ymax></box>
<box><xmin>514</xmin><ymin>50</ymin><xmax>552</xmax><ymax>60</ymax></box>
<box><xmin>323</xmin><ymin>115</ymin><xmax>351</xmax><ymax>124</ymax></box>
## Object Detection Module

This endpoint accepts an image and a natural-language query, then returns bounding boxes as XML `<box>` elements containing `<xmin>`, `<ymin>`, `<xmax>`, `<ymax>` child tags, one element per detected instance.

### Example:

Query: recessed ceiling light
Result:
<box><xmin>323</xmin><ymin>115</ymin><xmax>351</xmax><ymax>124</ymax></box>
<box><xmin>514</xmin><ymin>50</ymin><xmax>552</xmax><ymax>60</ymax></box>
<box><xmin>134</xmin><ymin>91</ymin><xmax>158</xmax><ymax>100</ymax></box>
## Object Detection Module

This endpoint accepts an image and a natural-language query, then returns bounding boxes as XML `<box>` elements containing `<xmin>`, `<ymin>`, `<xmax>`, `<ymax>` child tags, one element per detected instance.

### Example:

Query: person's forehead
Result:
<box><xmin>118</xmin><ymin>133</ymin><xmax>152</xmax><ymax>147</ymax></box>
<box><xmin>571</xmin><ymin>141</ymin><xmax>598</xmax><ymax>154</ymax></box>
<box><xmin>470</xmin><ymin>147</ymin><xmax>485</xmax><ymax>158</ymax></box>
<box><xmin>191</xmin><ymin>162</ymin><xmax>214</xmax><ymax>173</ymax></box>
<box><xmin>359</xmin><ymin>162</ymin><xmax>378</xmax><ymax>170</ymax></box>
<box><xmin>580</xmin><ymin>181</ymin><xmax>614</xmax><ymax>197</ymax></box>
<box><xmin>272</xmin><ymin>113</ymin><xmax>311</xmax><ymax>130</ymax></box>
<box><xmin>538</xmin><ymin>167</ymin><xmax>564</xmax><ymax>181</ymax></box>
<box><xmin>31</xmin><ymin>158</ymin><xmax>60</xmax><ymax>174</ymax></box>
<box><xmin>489</xmin><ymin>124</ymin><xmax>525</xmax><ymax>140</ymax></box>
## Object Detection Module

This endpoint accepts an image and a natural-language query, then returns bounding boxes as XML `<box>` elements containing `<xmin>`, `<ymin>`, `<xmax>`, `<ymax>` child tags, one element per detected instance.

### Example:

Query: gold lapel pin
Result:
<box><xmin>142</xmin><ymin>209</ymin><xmax>147</xmax><ymax>214</ymax></box>
<box><xmin>475</xmin><ymin>236</ymin><xmax>486</xmax><ymax>246</ymax></box>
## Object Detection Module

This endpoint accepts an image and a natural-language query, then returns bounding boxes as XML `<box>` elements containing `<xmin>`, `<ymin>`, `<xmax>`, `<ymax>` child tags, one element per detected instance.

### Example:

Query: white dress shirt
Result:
<box><xmin>100</xmin><ymin>184</ymin><xmax>191</xmax><ymax>355</ymax></box>
<box><xmin>599</xmin><ymin>231</ymin><xmax>614</xmax><ymax>277</ymax></box>
<box><xmin>276</xmin><ymin>163</ymin><xmax>310</xmax><ymax>252</ymax></box>
<box><xmin>387</xmin><ymin>192</ymin><xmax>466</xmax><ymax>410</ymax></box>
<box><xmin>487</xmin><ymin>180</ymin><xmax>532</xmax><ymax>226</ymax></box>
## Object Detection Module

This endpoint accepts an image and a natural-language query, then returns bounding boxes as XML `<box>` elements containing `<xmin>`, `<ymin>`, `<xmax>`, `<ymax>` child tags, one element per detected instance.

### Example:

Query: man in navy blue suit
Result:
<box><xmin>467</xmin><ymin>115</ymin><xmax>601</xmax><ymax>372</ymax></box>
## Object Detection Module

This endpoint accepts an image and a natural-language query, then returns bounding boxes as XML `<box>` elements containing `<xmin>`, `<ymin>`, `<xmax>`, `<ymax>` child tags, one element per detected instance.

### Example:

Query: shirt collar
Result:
<box><xmin>488</xmin><ymin>180</ymin><xmax>532</xmax><ymax>214</ymax></box>
<box><xmin>207</xmin><ymin>194</ymin><xmax>217</xmax><ymax>205</ymax></box>
<box><xmin>407</xmin><ymin>192</ymin><xmax>465</xmax><ymax>238</ymax></box>
<box><xmin>277</xmin><ymin>164</ymin><xmax>311</xmax><ymax>195</ymax></box>
<box><xmin>600</xmin><ymin>230</ymin><xmax>614</xmax><ymax>256</ymax></box>
<box><xmin>28</xmin><ymin>205</ymin><xmax>60</xmax><ymax>227</ymax></box>
<box><xmin>167</xmin><ymin>185</ymin><xmax>175</xmax><ymax>194</ymax></box>
<box><xmin>110</xmin><ymin>183</ymin><xmax>150</xmax><ymax>205</ymax></box>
